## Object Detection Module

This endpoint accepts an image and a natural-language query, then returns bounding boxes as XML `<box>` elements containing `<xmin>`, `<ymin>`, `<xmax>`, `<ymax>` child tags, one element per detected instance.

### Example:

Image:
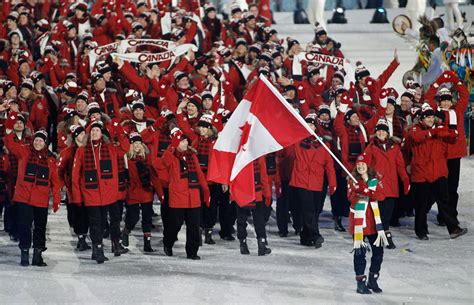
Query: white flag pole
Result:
<box><xmin>259</xmin><ymin>75</ymin><xmax>357</xmax><ymax>183</ymax></box>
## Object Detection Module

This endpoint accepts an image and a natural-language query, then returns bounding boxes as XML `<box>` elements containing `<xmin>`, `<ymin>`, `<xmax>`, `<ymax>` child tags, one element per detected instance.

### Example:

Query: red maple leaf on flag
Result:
<box><xmin>238</xmin><ymin>121</ymin><xmax>252</xmax><ymax>152</ymax></box>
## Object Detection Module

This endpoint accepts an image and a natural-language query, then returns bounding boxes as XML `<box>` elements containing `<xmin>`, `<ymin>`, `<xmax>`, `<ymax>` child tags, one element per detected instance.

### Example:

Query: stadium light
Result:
<box><xmin>328</xmin><ymin>6</ymin><xmax>347</xmax><ymax>24</ymax></box>
<box><xmin>371</xmin><ymin>7</ymin><xmax>389</xmax><ymax>24</ymax></box>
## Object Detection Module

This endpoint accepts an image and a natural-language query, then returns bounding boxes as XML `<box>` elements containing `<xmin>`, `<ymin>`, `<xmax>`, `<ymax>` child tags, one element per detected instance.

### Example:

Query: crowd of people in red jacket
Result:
<box><xmin>0</xmin><ymin>0</ymin><xmax>469</xmax><ymax>294</ymax></box>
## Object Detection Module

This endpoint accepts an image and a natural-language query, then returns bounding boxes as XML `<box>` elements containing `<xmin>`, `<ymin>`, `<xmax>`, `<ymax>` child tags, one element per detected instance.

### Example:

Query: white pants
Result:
<box><xmin>307</xmin><ymin>0</ymin><xmax>326</xmax><ymax>28</ymax></box>
<box><xmin>406</xmin><ymin>0</ymin><xmax>426</xmax><ymax>30</ymax></box>
<box><xmin>445</xmin><ymin>2</ymin><xmax>463</xmax><ymax>30</ymax></box>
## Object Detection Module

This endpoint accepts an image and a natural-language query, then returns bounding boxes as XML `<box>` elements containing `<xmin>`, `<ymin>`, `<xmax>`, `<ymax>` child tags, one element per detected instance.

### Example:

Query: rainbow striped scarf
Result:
<box><xmin>353</xmin><ymin>178</ymin><xmax>388</xmax><ymax>255</ymax></box>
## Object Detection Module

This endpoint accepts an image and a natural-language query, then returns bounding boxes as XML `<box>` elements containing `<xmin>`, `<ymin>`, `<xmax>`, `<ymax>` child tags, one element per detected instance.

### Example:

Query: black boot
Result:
<box><xmin>239</xmin><ymin>239</ymin><xmax>250</xmax><ymax>255</ymax></box>
<box><xmin>77</xmin><ymin>235</ymin><xmax>92</xmax><ymax>251</ymax></box>
<box><xmin>204</xmin><ymin>229</ymin><xmax>215</xmax><ymax>245</ymax></box>
<box><xmin>143</xmin><ymin>234</ymin><xmax>155</xmax><ymax>252</ymax></box>
<box><xmin>111</xmin><ymin>239</ymin><xmax>129</xmax><ymax>257</ymax></box>
<box><xmin>367</xmin><ymin>273</ymin><xmax>383</xmax><ymax>293</ymax></box>
<box><xmin>92</xmin><ymin>244</ymin><xmax>108</xmax><ymax>264</ymax></box>
<box><xmin>314</xmin><ymin>235</ymin><xmax>324</xmax><ymax>249</ymax></box>
<box><xmin>163</xmin><ymin>245</ymin><xmax>173</xmax><ymax>256</ymax></box>
<box><xmin>20</xmin><ymin>249</ymin><xmax>29</xmax><ymax>267</ymax></box>
<box><xmin>436</xmin><ymin>214</ymin><xmax>446</xmax><ymax>226</ymax></box>
<box><xmin>257</xmin><ymin>238</ymin><xmax>271</xmax><ymax>256</ymax></box>
<box><xmin>334</xmin><ymin>216</ymin><xmax>346</xmax><ymax>232</ymax></box>
<box><xmin>386</xmin><ymin>232</ymin><xmax>396</xmax><ymax>249</ymax></box>
<box><xmin>356</xmin><ymin>276</ymin><xmax>372</xmax><ymax>294</ymax></box>
<box><xmin>31</xmin><ymin>248</ymin><xmax>47</xmax><ymax>267</ymax></box>
<box><xmin>187</xmin><ymin>254</ymin><xmax>201</xmax><ymax>260</ymax></box>
<box><xmin>121</xmin><ymin>228</ymin><xmax>130</xmax><ymax>247</ymax></box>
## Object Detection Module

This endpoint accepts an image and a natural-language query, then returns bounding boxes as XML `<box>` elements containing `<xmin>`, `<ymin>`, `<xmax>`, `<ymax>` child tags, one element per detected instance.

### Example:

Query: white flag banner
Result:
<box><xmin>293</xmin><ymin>52</ymin><xmax>354</xmax><ymax>83</ymax></box>
<box><xmin>110</xmin><ymin>44</ymin><xmax>198</xmax><ymax>64</ymax></box>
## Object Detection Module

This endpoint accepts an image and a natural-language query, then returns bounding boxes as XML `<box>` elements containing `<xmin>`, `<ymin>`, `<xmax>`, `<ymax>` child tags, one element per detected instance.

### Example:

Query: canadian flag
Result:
<box><xmin>208</xmin><ymin>76</ymin><xmax>313</xmax><ymax>205</ymax></box>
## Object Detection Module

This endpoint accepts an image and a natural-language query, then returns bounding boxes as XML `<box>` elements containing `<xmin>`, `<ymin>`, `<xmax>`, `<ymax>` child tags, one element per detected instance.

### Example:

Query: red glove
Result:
<box><xmin>203</xmin><ymin>188</ymin><xmax>210</xmax><ymax>208</ymax></box>
<box><xmin>161</xmin><ymin>109</ymin><xmax>175</xmax><ymax>121</ymax></box>
<box><xmin>153</xmin><ymin>116</ymin><xmax>167</xmax><ymax>129</ymax></box>
<box><xmin>264</xmin><ymin>194</ymin><xmax>272</xmax><ymax>207</ymax></box>
<box><xmin>53</xmin><ymin>201</ymin><xmax>60</xmax><ymax>213</ymax></box>
<box><xmin>436</xmin><ymin>71</ymin><xmax>455</xmax><ymax>86</ymax></box>
<box><xmin>379</xmin><ymin>88</ymin><xmax>389</xmax><ymax>99</ymax></box>
<box><xmin>111</xmin><ymin>118</ymin><xmax>125</xmax><ymax>136</ymax></box>
<box><xmin>5</xmin><ymin>111</ymin><xmax>18</xmax><ymax>130</ymax></box>
<box><xmin>329</xmin><ymin>185</ymin><xmax>337</xmax><ymax>196</ymax></box>
<box><xmin>387</xmin><ymin>87</ymin><xmax>399</xmax><ymax>99</ymax></box>
<box><xmin>431</xmin><ymin>126</ymin><xmax>448</xmax><ymax>137</ymax></box>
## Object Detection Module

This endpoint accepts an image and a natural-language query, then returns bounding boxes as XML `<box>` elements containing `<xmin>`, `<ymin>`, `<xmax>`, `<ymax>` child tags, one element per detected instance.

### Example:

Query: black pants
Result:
<box><xmin>379</xmin><ymin>197</ymin><xmax>395</xmax><ymax>231</ymax></box>
<box><xmin>353</xmin><ymin>234</ymin><xmax>384</xmax><ymax>276</ymax></box>
<box><xmin>125</xmin><ymin>202</ymin><xmax>153</xmax><ymax>233</ymax></box>
<box><xmin>163</xmin><ymin>207</ymin><xmax>200</xmax><ymax>256</ymax></box>
<box><xmin>236</xmin><ymin>201</ymin><xmax>267</xmax><ymax>240</ymax></box>
<box><xmin>71</xmin><ymin>203</ymin><xmax>89</xmax><ymax>236</ymax></box>
<box><xmin>161</xmin><ymin>188</ymin><xmax>170</xmax><ymax>237</ymax></box>
<box><xmin>276</xmin><ymin>181</ymin><xmax>291</xmax><ymax>234</ymax></box>
<box><xmin>293</xmin><ymin>187</ymin><xmax>323</xmax><ymax>243</ymax></box>
<box><xmin>218</xmin><ymin>190</ymin><xmax>236</xmax><ymax>237</ymax></box>
<box><xmin>201</xmin><ymin>184</ymin><xmax>220</xmax><ymax>229</ymax></box>
<box><xmin>289</xmin><ymin>186</ymin><xmax>302</xmax><ymax>233</ymax></box>
<box><xmin>412</xmin><ymin>178</ymin><xmax>460</xmax><ymax>236</ymax></box>
<box><xmin>392</xmin><ymin>178</ymin><xmax>414</xmax><ymax>222</ymax></box>
<box><xmin>16</xmin><ymin>202</ymin><xmax>48</xmax><ymax>250</ymax></box>
<box><xmin>4</xmin><ymin>199</ymin><xmax>17</xmax><ymax>235</ymax></box>
<box><xmin>330</xmin><ymin>170</ymin><xmax>350</xmax><ymax>217</ymax></box>
<box><xmin>87</xmin><ymin>201</ymin><xmax>122</xmax><ymax>245</ymax></box>
<box><xmin>319</xmin><ymin>176</ymin><xmax>328</xmax><ymax>215</ymax></box>
<box><xmin>447</xmin><ymin>158</ymin><xmax>461</xmax><ymax>218</ymax></box>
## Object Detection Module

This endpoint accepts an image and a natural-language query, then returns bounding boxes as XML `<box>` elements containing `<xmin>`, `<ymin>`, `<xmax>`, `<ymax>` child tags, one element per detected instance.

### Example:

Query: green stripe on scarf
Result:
<box><xmin>352</xmin><ymin>178</ymin><xmax>388</xmax><ymax>254</ymax></box>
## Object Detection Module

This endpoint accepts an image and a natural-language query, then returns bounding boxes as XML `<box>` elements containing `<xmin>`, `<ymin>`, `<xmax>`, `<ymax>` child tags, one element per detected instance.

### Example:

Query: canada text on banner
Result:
<box><xmin>110</xmin><ymin>44</ymin><xmax>198</xmax><ymax>64</ymax></box>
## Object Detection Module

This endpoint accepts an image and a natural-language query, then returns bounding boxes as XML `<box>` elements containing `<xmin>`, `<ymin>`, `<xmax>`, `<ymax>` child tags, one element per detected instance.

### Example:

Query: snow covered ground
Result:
<box><xmin>1</xmin><ymin>8</ymin><xmax>474</xmax><ymax>305</ymax></box>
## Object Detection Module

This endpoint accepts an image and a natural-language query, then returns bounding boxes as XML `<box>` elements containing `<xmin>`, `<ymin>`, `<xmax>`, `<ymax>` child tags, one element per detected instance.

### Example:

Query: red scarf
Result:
<box><xmin>83</xmin><ymin>139</ymin><xmax>112</xmax><ymax>189</ymax></box>
<box><xmin>24</xmin><ymin>147</ymin><xmax>49</xmax><ymax>186</ymax></box>
<box><xmin>175</xmin><ymin>149</ymin><xmax>200</xmax><ymax>189</ymax></box>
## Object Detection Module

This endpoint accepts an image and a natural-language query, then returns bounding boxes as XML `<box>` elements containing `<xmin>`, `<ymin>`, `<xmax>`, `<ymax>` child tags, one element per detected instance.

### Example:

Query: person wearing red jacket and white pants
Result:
<box><xmin>407</xmin><ymin>103</ymin><xmax>467</xmax><ymax>240</ymax></box>
<box><xmin>290</xmin><ymin>113</ymin><xmax>337</xmax><ymax>249</ymax></box>
<box><xmin>424</xmin><ymin>71</ymin><xmax>469</xmax><ymax>226</ymax></box>
<box><xmin>157</xmin><ymin>128</ymin><xmax>210</xmax><ymax>260</ymax></box>
<box><xmin>363</xmin><ymin>118</ymin><xmax>410</xmax><ymax>249</ymax></box>
<box><xmin>4</xmin><ymin>129</ymin><xmax>60</xmax><ymax>267</ymax></box>
<box><xmin>72</xmin><ymin>119</ymin><xmax>130</xmax><ymax>263</ymax></box>
<box><xmin>121</xmin><ymin>132</ymin><xmax>163</xmax><ymax>253</ymax></box>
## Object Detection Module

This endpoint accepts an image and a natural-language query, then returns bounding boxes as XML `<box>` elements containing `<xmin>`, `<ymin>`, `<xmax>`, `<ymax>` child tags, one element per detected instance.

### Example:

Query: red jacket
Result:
<box><xmin>363</xmin><ymin>139</ymin><xmax>409</xmax><ymax>198</ymax></box>
<box><xmin>289</xmin><ymin>138</ymin><xmax>337</xmax><ymax>192</ymax></box>
<box><xmin>57</xmin><ymin>144</ymin><xmax>80</xmax><ymax>205</ymax></box>
<box><xmin>348</xmin><ymin>178</ymin><xmax>385</xmax><ymax>236</ymax></box>
<box><xmin>425</xmin><ymin>77</ymin><xmax>469</xmax><ymax>160</ymax></box>
<box><xmin>157</xmin><ymin>147</ymin><xmax>209</xmax><ymax>209</ymax></box>
<box><xmin>126</xmin><ymin>156</ymin><xmax>155</xmax><ymax>205</ymax></box>
<box><xmin>407</xmin><ymin>123</ymin><xmax>457</xmax><ymax>183</ymax></box>
<box><xmin>0</xmin><ymin>153</ymin><xmax>12</xmax><ymax>203</ymax></box>
<box><xmin>29</xmin><ymin>96</ymin><xmax>49</xmax><ymax>131</ymax></box>
<box><xmin>4</xmin><ymin>133</ymin><xmax>60</xmax><ymax>209</ymax></box>
<box><xmin>71</xmin><ymin>135</ymin><xmax>130</xmax><ymax>206</ymax></box>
